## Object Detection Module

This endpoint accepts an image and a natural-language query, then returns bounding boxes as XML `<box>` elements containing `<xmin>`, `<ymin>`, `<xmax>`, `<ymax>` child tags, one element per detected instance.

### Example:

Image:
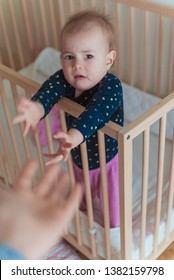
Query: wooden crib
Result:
<box><xmin>0</xmin><ymin>0</ymin><xmax>174</xmax><ymax>260</ymax></box>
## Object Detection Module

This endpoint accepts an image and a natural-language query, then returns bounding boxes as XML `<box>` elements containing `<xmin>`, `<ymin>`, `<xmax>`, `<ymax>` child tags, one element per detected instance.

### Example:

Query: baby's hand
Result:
<box><xmin>12</xmin><ymin>97</ymin><xmax>44</xmax><ymax>136</ymax></box>
<box><xmin>43</xmin><ymin>131</ymin><xmax>73</xmax><ymax>165</ymax></box>
<box><xmin>43</xmin><ymin>129</ymin><xmax>83</xmax><ymax>166</ymax></box>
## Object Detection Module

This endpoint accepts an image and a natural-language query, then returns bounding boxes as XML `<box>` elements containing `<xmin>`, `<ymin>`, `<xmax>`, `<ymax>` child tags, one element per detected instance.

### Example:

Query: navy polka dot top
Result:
<box><xmin>32</xmin><ymin>69</ymin><xmax>124</xmax><ymax>169</ymax></box>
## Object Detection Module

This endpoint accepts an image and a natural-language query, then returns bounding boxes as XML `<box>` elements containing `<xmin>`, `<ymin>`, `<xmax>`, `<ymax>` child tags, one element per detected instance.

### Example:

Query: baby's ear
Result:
<box><xmin>106</xmin><ymin>50</ymin><xmax>116</xmax><ymax>70</ymax></box>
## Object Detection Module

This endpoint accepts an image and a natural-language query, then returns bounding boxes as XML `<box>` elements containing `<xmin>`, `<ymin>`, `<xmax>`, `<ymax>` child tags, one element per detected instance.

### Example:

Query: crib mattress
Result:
<box><xmin>69</xmin><ymin>202</ymin><xmax>174</xmax><ymax>260</ymax></box>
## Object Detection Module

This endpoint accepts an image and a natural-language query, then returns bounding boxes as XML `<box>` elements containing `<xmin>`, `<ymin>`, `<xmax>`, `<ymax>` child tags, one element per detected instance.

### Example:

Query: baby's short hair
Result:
<box><xmin>61</xmin><ymin>10</ymin><xmax>115</xmax><ymax>51</ymax></box>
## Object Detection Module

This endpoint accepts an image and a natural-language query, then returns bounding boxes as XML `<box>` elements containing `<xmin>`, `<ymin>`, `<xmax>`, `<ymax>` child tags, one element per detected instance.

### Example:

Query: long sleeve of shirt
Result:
<box><xmin>0</xmin><ymin>244</ymin><xmax>26</xmax><ymax>260</ymax></box>
<box><xmin>70</xmin><ymin>74</ymin><xmax>123</xmax><ymax>141</ymax></box>
<box><xmin>31</xmin><ymin>69</ymin><xmax>71</xmax><ymax>117</ymax></box>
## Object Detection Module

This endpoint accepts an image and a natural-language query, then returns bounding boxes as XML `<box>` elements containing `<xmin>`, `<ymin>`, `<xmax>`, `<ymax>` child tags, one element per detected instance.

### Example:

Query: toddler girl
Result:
<box><xmin>13</xmin><ymin>11</ymin><xmax>124</xmax><ymax>228</ymax></box>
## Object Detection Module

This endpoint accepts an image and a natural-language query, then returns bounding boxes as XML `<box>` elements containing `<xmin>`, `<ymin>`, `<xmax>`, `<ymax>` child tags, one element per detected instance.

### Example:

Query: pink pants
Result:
<box><xmin>36</xmin><ymin>107</ymin><xmax>61</xmax><ymax>146</ymax></box>
<box><xmin>73</xmin><ymin>154</ymin><xmax>120</xmax><ymax>228</ymax></box>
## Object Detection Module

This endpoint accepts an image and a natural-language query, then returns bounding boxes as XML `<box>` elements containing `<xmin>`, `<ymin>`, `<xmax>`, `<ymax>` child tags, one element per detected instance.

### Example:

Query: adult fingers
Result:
<box><xmin>37</xmin><ymin>163</ymin><xmax>60</xmax><ymax>196</ymax></box>
<box><xmin>14</xmin><ymin>159</ymin><xmax>38</xmax><ymax>191</ymax></box>
<box><xmin>50</xmin><ymin>171</ymin><xmax>69</xmax><ymax>203</ymax></box>
<box><xmin>61</xmin><ymin>183</ymin><xmax>82</xmax><ymax>222</ymax></box>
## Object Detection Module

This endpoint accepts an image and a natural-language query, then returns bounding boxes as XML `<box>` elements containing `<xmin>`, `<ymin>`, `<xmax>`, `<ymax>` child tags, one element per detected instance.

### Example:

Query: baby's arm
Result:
<box><xmin>13</xmin><ymin>69</ymin><xmax>70</xmax><ymax>136</ymax></box>
<box><xmin>44</xmin><ymin>128</ymin><xmax>83</xmax><ymax>165</ymax></box>
<box><xmin>13</xmin><ymin>97</ymin><xmax>45</xmax><ymax>136</ymax></box>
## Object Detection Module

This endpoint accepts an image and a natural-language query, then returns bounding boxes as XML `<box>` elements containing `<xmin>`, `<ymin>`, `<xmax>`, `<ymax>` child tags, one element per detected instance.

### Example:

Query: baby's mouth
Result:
<box><xmin>75</xmin><ymin>75</ymin><xmax>86</xmax><ymax>79</ymax></box>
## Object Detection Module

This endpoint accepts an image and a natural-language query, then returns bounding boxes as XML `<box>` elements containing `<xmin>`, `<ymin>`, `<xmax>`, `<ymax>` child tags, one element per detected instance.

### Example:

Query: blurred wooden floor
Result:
<box><xmin>157</xmin><ymin>242</ymin><xmax>174</xmax><ymax>260</ymax></box>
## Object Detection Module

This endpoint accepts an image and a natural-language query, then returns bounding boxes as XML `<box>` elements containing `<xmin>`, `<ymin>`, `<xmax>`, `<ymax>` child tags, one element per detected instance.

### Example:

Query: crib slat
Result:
<box><xmin>59</xmin><ymin>109</ymin><xmax>72</xmax><ymax>237</ymax></box>
<box><xmin>0</xmin><ymin>124</ymin><xmax>15</xmax><ymax>185</ymax></box>
<box><xmin>118</xmin><ymin>131</ymin><xmax>133</xmax><ymax>259</ymax></box>
<box><xmin>116</xmin><ymin>3</ymin><xmax>122</xmax><ymax>79</ymax></box>
<box><xmin>57</xmin><ymin>0</ymin><xmax>65</xmax><ymax>29</ymax></box>
<box><xmin>167</xmin><ymin>23</ymin><xmax>174</xmax><ymax>94</ymax></box>
<box><xmin>7</xmin><ymin>0</ymin><xmax>25</xmax><ymax>69</ymax></box>
<box><xmin>140</xmin><ymin>128</ymin><xmax>150</xmax><ymax>259</ymax></box>
<box><xmin>20</xmin><ymin>0</ymin><xmax>34</xmax><ymax>62</ymax></box>
<box><xmin>59</xmin><ymin>109</ymin><xmax>82</xmax><ymax>245</ymax></box>
<box><xmin>90</xmin><ymin>0</ymin><xmax>97</xmax><ymax>9</ymax></box>
<box><xmin>116</xmin><ymin>0</ymin><xmax>174</xmax><ymax>18</ymax></box>
<box><xmin>0</xmin><ymin>128</ymin><xmax>16</xmax><ymax>183</ymax></box>
<box><xmin>80</xmin><ymin>142</ymin><xmax>97</xmax><ymax>258</ymax></box>
<box><xmin>79</xmin><ymin>0</ymin><xmax>85</xmax><ymax>10</ymax></box>
<box><xmin>97</xmin><ymin>131</ymin><xmax>111</xmax><ymax>260</ymax></box>
<box><xmin>39</xmin><ymin>0</ymin><xmax>49</xmax><ymax>47</ymax></box>
<box><xmin>69</xmin><ymin>0</ymin><xmax>75</xmax><ymax>15</ymax></box>
<box><xmin>156</xmin><ymin>16</ymin><xmax>164</xmax><ymax>97</ymax></box>
<box><xmin>11</xmin><ymin>82</ymin><xmax>44</xmax><ymax>183</ymax></box>
<box><xmin>32</xmin><ymin>130</ymin><xmax>45</xmax><ymax>173</ymax></box>
<box><xmin>153</xmin><ymin>115</ymin><xmax>166</xmax><ymax>252</ymax></box>
<box><xmin>67</xmin><ymin>159</ymin><xmax>82</xmax><ymax>245</ymax></box>
<box><xmin>142</xmin><ymin>11</ymin><xmax>148</xmax><ymax>92</ymax></box>
<box><xmin>44</xmin><ymin>117</ymin><xmax>55</xmax><ymax>156</ymax></box>
<box><xmin>10</xmin><ymin>82</ymin><xmax>31</xmax><ymax>164</ymax></box>
<box><xmin>129</xmin><ymin>7</ymin><xmax>135</xmax><ymax>86</ymax></box>
<box><xmin>0</xmin><ymin>121</ymin><xmax>12</xmax><ymax>187</ymax></box>
<box><xmin>30</xmin><ymin>0</ymin><xmax>41</xmax><ymax>53</ymax></box>
<box><xmin>172</xmin><ymin>72</ymin><xmax>174</xmax><ymax>93</ymax></box>
<box><xmin>0</xmin><ymin>157</ymin><xmax>9</xmax><ymax>188</ymax></box>
<box><xmin>0</xmin><ymin>78</ymin><xmax>22</xmax><ymax>173</ymax></box>
<box><xmin>0</xmin><ymin>6</ymin><xmax>15</xmax><ymax>69</ymax></box>
<box><xmin>49</xmin><ymin>0</ymin><xmax>58</xmax><ymax>49</ymax></box>
<box><xmin>165</xmin><ymin>129</ymin><xmax>174</xmax><ymax>239</ymax></box>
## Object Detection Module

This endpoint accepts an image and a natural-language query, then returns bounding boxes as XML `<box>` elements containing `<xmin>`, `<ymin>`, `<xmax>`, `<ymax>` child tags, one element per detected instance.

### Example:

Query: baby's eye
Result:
<box><xmin>85</xmin><ymin>54</ymin><xmax>94</xmax><ymax>59</ymax></box>
<box><xmin>64</xmin><ymin>55</ymin><xmax>73</xmax><ymax>60</ymax></box>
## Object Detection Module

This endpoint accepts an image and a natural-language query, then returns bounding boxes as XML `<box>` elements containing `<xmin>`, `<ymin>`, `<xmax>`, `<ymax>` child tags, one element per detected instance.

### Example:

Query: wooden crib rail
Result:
<box><xmin>0</xmin><ymin>63</ymin><xmax>123</xmax><ymax>141</ymax></box>
<box><xmin>0</xmin><ymin>64</ymin><xmax>40</xmax><ymax>91</ymax></box>
<box><xmin>118</xmin><ymin>91</ymin><xmax>174</xmax><ymax>259</ymax></box>
<box><xmin>0</xmin><ymin>65</ymin><xmax>54</xmax><ymax>180</ymax></box>
<box><xmin>58</xmin><ymin>97</ymin><xmax>122</xmax><ymax>139</ymax></box>
<box><xmin>116</xmin><ymin>0</ymin><xmax>174</xmax><ymax>18</ymax></box>
<box><xmin>120</xmin><ymin>91</ymin><xmax>174</xmax><ymax>140</ymax></box>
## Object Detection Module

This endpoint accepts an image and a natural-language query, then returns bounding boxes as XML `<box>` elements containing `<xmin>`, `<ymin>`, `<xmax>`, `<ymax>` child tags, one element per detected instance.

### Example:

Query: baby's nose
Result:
<box><xmin>73</xmin><ymin>60</ymin><xmax>83</xmax><ymax>70</ymax></box>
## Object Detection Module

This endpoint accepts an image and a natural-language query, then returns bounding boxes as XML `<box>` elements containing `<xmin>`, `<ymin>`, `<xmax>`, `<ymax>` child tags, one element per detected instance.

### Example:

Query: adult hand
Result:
<box><xmin>0</xmin><ymin>159</ymin><xmax>82</xmax><ymax>259</ymax></box>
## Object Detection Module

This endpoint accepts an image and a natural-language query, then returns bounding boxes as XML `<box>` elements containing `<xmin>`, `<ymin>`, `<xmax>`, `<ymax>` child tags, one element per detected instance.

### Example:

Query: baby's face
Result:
<box><xmin>61</xmin><ymin>27</ymin><xmax>115</xmax><ymax>96</ymax></box>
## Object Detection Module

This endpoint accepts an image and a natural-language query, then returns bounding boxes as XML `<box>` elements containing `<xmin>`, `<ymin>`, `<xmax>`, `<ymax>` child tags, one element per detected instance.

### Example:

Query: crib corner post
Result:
<box><xmin>118</xmin><ymin>129</ymin><xmax>133</xmax><ymax>260</ymax></box>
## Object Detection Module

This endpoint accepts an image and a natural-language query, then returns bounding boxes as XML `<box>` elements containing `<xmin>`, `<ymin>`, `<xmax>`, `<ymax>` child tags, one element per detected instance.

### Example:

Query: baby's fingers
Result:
<box><xmin>12</xmin><ymin>115</ymin><xmax>26</xmax><ymax>125</ymax></box>
<box><xmin>23</xmin><ymin>123</ymin><xmax>31</xmax><ymax>136</ymax></box>
<box><xmin>12</xmin><ymin>116</ymin><xmax>30</xmax><ymax>136</ymax></box>
<box><xmin>53</xmin><ymin>131</ymin><xmax>70</xmax><ymax>142</ymax></box>
<box><xmin>43</xmin><ymin>153</ymin><xmax>57</xmax><ymax>158</ymax></box>
<box><xmin>14</xmin><ymin>159</ymin><xmax>38</xmax><ymax>191</ymax></box>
